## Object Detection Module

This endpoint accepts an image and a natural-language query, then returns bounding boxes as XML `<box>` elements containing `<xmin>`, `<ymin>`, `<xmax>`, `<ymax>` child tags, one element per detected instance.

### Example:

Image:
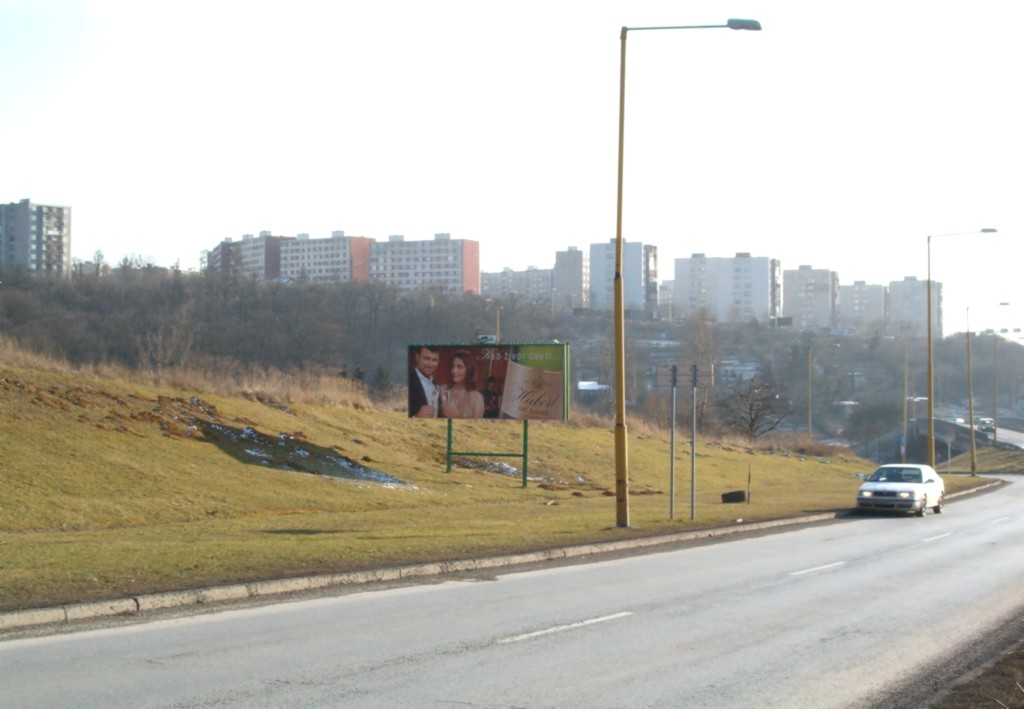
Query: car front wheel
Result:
<box><xmin>916</xmin><ymin>500</ymin><xmax>926</xmax><ymax>517</ymax></box>
<box><xmin>933</xmin><ymin>492</ymin><xmax>944</xmax><ymax>514</ymax></box>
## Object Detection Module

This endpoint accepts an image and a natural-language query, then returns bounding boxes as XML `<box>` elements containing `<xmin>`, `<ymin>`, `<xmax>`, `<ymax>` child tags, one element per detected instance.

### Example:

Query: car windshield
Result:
<box><xmin>868</xmin><ymin>468</ymin><xmax>922</xmax><ymax>483</ymax></box>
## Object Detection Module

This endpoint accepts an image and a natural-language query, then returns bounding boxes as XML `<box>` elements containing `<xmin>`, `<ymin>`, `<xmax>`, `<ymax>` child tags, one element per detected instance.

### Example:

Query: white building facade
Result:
<box><xmin>0</xmin><ymin>199</ymin><xmax>72</xmax><ymax>277</ymax></box>
<box><xmin>673</xmin><ymin>252</ymin><xmax>780</xmax><ymax>323</ymax></box>
<box><xmin>783</xmin><ymin>265</ymin><xmax>839</xmax><ymax>330</ymax></box>
<box><xmin>589</xmin><ymin>240</ymin><xmax>648</xmax><ymax>313</ymax></box>
<box><xmin>553</xmin><ymin>246</ymin><xmax>590</xmax><ymax>312</ymax></box>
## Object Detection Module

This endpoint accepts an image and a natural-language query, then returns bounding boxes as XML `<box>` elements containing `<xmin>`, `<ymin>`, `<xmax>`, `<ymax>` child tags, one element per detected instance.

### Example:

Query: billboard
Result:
<box><xmin>408</xmin><ymin>343</ymin><xmax>569</xmax><ymax>420</ymax></box>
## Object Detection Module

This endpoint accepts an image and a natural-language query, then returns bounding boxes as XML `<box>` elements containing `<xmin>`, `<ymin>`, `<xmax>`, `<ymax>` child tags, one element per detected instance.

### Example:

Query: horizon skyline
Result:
<box><xmin>3</xmin><ymin>1</ymin><xmax>1020</xmax><ymax>338</ymax></box>
<box><xmin>39</xmin><ymin>211</ymin><xmax>1018</xmax><ymax>339</ymax></box>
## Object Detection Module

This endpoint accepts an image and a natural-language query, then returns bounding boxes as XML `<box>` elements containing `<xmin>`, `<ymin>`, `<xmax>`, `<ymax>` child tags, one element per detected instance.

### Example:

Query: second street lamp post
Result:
<box><xmin>994</xmin><ymin>302</ymin><xmax>1009</xmax><ymax>443</ymax></box>
<box><xmin>613</xmin><ymin>18</ymin><xmax>761</xmax><ymax>528</ymax></box>
<box><xmin>967</xmin><ymin>307</ymin><xmax>977</xmax><ymax>475</ymax></box>
<box><xmin>926</xmin><ymin>228</ymin><xmax>996</xmax><ymax>468</ymax></box>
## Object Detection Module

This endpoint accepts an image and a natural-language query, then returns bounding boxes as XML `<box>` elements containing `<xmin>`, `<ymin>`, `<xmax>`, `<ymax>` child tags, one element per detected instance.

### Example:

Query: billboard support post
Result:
<box><xmin>445</xmin><ymin>419</ymin><xmax>530</xmax><ymax>488</ymax></box>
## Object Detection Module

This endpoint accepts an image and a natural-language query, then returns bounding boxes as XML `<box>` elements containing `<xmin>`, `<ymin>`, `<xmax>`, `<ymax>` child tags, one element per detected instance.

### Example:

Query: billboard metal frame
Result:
<box><xmin>446</xmin><ymin>418</ymin><xmax>529</xmax><ymax>488</ymax></box>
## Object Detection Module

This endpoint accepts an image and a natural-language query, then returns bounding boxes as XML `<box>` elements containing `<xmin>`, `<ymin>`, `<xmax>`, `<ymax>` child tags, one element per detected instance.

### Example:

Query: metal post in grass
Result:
<box><xmin>669</xmin><ymin>364</ymin><xmax>677</xmax><ymax>520</ymax></box>
<box><xmin>691</xmin><ymin>364</ymin><xmax>698</xmax><ymax>521</ymax></box>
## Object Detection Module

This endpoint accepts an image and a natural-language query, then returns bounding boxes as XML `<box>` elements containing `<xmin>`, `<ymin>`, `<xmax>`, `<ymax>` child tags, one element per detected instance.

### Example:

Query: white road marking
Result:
<box><xmin>991</xmin><ymin>516</ymin><xmax>1012</xmax><ymax>524</ymax></box>
<box><xmin>498</xmin><ymin>612</ymin><xmax>634</xmax><ymax>644</ymax></box>
<box><xmin>790</xmin><ymin>561</ymin><xmax>846</xmax><ymax>576</ymax></box>
<box><xmin>922</xmin><ymin>533</ymin><xmax>952</xmax><ymax>542</ymax></box>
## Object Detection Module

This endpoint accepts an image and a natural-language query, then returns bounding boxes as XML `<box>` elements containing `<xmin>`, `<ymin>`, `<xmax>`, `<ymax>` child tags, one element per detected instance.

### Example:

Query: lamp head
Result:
<box><xmin>981</xmin><ymin>228</ymin><xmax>997</xmax><ymax>233</ymax></box>
<box><xmin>727</xmin><ymin>18</ymin><xmax>762</xmax><ymax>30</ymax></box>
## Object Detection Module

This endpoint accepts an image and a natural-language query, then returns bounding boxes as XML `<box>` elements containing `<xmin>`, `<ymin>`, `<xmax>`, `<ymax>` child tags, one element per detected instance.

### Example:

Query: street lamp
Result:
<box><xmin>966</xmin><ymin>307</ymin><xmax>977</xmax><ymax>475</ymax></box>
<box><xmin>613</xmin><ymin>18</ymin><xmax>761</xmax><ymax>527</ymax></box>
<box><xmin>926</xmin><ymin>228</ymin><xmax>996</xmax><ymax>468</ymax></box>
<box><xmin>993</xmin><ymin>302</ymin><xmax>1009</xmax><ymax>443</ymax></box>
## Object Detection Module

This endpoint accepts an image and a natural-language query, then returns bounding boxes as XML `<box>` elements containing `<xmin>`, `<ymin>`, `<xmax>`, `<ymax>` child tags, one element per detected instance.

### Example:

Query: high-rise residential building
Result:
<box><xmin>553</xmin><ymin>246</ymin><xmax>590</xmax><ymax>312</ymax></box>
<box><xmin>369</xmin><ymin>233</ymin><xmax>480</xmax><ymax>295</ymax></box>
<box><xmin>589</xmin><ymin>239</ymin><xmax>650</xmax><ymax>313</ymax></box>
<box><xmin>206</xmin><ymin>231</ymin><xmax>290</xmax><ymax>280</ymax></box>
<box><xmin>0</xmin><ymin>199</ymin><xmax>72</xmax><ymax>277</ymax></box>
<box><xmin>205</xmin><ymin>232</ymin><xmax>477</xmax><ymax>292</ymax></box>
<box><xmin>643</xmin><ymin>244</ymin><xmax>658</xmax><ymax>319</ymax></box>
<box><xmin>279</xmin><ymin>231</ymin><xmax>373</xmax><ymax>283</ymax></box>
<box><xmin>673</xmin><ymin>252</ymin><xmax>780</xmax><ymax>323</ymax></box>
<box><xmin>838</xmin><ymin>280</ymin><xmax>887</xmax><ymax>330</ymax></box>
<box><xmin>783</xmin><ymin>265</ymin><xmax>839</xmax><ymax>330</ymax></box>
<box><xmin>888</xmin><ymin>276</ymin><xmax>937</xmax><ymax>337</ymax></box>
<box><xmin>481</xmin><ymin>266</ymin><xmax>553</xmax><ymax>302</ymax></box>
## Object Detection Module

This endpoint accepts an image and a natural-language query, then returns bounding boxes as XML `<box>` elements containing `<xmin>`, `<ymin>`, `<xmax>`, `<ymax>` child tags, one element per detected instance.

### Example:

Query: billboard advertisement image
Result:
<box><xmin>408</xmin><ymin>343</ymin><xmax>569</xmax><ymax>421</ymax></box>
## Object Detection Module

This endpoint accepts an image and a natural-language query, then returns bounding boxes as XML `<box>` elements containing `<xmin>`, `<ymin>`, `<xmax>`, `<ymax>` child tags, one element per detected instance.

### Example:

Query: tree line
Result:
<box><xmin>2</xmin><ymin>265</ymin><xmax>1020</xmax><ymax>442</ymax></box>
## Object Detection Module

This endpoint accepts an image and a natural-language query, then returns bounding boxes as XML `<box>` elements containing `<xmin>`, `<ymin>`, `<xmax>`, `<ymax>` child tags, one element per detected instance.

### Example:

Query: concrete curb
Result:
<box><xmin>0</xmin><ymin>483</ymin><xmax>999</xmax><ymax>633</ymax></box>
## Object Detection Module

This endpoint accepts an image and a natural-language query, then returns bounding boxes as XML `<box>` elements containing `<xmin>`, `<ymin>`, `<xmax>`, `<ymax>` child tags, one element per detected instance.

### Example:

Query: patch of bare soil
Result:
<box><xmin>930</xmin><ymin>641</ymin><xmax>1024</xmax><ymax>708</ymax></box>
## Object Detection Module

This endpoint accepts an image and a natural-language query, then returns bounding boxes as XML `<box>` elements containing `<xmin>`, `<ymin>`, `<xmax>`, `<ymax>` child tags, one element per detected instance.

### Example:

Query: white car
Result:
<box><xmin>856</xmin><ymin>463</ymin><xmax>945</xmax><ymax>517</ymax></box>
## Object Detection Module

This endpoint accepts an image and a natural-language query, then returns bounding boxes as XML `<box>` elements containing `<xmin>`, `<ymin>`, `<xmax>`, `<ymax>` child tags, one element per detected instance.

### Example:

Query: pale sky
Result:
<box><xmin>2</xmin><ymin>0</ymin><xmax>1021</xmax><ymax>336</ymax></box>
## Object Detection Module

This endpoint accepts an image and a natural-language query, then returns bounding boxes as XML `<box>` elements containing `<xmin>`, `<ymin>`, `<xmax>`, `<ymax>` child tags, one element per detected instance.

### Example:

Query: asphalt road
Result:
<box><xmin>2</xmin><ymin>479</ymin><xmax>1022</xmax><ymax>708</ymax></box>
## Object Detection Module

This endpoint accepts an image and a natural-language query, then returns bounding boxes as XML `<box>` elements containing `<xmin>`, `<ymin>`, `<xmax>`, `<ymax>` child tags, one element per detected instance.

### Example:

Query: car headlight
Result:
<box><xmin>897</xmin><ymin>491</ymin><xmax>919</xmax><ymax>499</ymax></box>
<box><xmin>859</xmin><ymin>490</ymin><xmax>872</xmax><ymax>497</ymax></box>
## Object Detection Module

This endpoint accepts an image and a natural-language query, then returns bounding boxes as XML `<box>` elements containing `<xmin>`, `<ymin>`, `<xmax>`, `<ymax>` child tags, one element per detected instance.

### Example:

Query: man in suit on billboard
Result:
<box><xmin>409</xmin><ymin>345</ymin><xmax>441</xmax><ymax>417</ymax></box>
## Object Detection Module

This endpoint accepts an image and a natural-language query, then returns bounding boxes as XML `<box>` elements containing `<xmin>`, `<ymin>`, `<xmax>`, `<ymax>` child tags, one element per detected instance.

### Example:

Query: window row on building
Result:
<box><xmin>205</xmin><ymin>231</ymin><xmax>480</xmax><ymax>294</ymax></box>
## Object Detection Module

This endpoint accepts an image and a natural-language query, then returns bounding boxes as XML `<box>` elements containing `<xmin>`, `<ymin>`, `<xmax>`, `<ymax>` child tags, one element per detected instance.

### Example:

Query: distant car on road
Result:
<box><xmin>856</xmin><ymin>463</ymin><xmax>945</xmax><ymax>517</ymax></box>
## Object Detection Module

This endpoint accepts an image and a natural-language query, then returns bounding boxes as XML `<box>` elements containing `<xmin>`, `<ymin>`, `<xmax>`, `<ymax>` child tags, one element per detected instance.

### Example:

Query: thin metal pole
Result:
<box><xmin>902</xmin><ymin>334</ymin><xmax>909</xmax><ymax>463</ymax></box>
<box><xmin>522</xmin><ymin>419</ymin><xmax>529</xmax><ymax>488</ymax></box>
<box><xmin>967</xmin><ymin>310</ymin><xmax>977</xmax><ymax>475</ymax></box>
<box><xmin>613</xmin><ymin>26</ymin><xmax>630</xmax><ymax>528</ymax></box>
<box><xmin>993</xmin><ymin>336</ymin><xmax>999</xmax><ymax>444</ymax></box>
<box><xmin>446</xmin><ymin>418</ymin><xmax>453</xmax><ymax>472</ymax></box>
<box><xmin>691</xmin><ymin>365</ymin><xmax>697</xmax><ymax>521</ymax></box>
<box><xmin>669</xmin><ymin>365</ymin><xmax>677</xmax><ymax>520</ymax></box>
<box><xmin>926</xmin><ymin>236</ymin><xmax>935</xmax><ymax>467</ymax></box>
<box><xmin>807</xmin><ymin>346</ymin><xmax>813</xmax><ymax>440</ymax></box>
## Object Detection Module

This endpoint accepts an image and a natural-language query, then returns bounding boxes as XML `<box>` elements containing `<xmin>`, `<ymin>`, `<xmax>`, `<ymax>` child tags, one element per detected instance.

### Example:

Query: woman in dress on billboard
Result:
<box><xmin>440</xmin><ymin>350</ymin><xmax>485</xmax><ymax>419</ymax></box>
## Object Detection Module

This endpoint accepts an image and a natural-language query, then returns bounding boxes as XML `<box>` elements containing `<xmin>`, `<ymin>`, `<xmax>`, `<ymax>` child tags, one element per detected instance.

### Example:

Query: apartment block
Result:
<box><xmin>888</xmin><ymin>276</ymin><xmax>938</xmax><ymax>337</ymax></box>
<box><xmin>0</xmin><ymin>198</ymin><xmax>72</xmax><ymax>277</ymax></box>
<box><xmin>481</xmin><ymin>266</ymin><xmax>553</xmax><ymax>302</ymax></box>
<box><xmin>783</xmin><ymin>265</ymin><xmax>839</xmax><ymax>330</ymax></box>
<box><xmin>838</xmin><ymin>280</ymin><xmax>887</xmax><ymax>330</ymax></box>
<box><xmin>553</xmin><ymin>246</ymin><xmax>590</xmax><ymax>312</ymax></box>
<box><xmin>369</xmin><ymin>233</ymin><xmax>480</xmax><ymax>295</ymax></box>
<box><xmin>673</xmin><ymin>253</ymin><xmax>780</xmax><ymax>323</ymax></box>
<box><xmin>589</xmin><ymin>240</ymin><xmax>651</xmax><ymax>313</ymax></box>
<box><xmin>280</xmin><ymin>231</ymin><xmax>373</xmax><ymax>283</ymax></box>
<box><xmin>205</xmin><ymin>232</ymin><xmax>478</xmax><ymax>293</ymax></box>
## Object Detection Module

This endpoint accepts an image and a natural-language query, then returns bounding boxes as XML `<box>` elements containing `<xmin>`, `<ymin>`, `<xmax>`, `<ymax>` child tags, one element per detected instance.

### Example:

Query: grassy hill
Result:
<box><xmin>0</xmin><ymin>349</ymin><xmax>1006</xmax><ymax>613</ymax></box>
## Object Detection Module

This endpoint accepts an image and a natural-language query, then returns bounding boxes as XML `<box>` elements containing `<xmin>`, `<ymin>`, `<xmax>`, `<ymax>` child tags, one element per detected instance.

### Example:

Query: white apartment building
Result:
<box><xmin>783</xmin><ymin>265</ymin><xmax>839</xmax><ymax>330</ymax></box>
<box><xmin>481</xmin><ymin>266</ymin><xmax>553</xmax><ymax>302</ymax></box>
<box><xmin>889</xmin><ymin>276</ymin><xmax>938</xmax><ymax>337</ymax></box>
<box><xmin>279</xmin><ymin>231</ymin><xmax>373</xmax><ymax>283</ymax></box>
<box><xmin>673</xmin><ymin>252</ymin><xmax>780</xmax><ymax>323</ymax></box>
<box><xmin>369</xmin><ymin>233</ymin><xmax>480</xmax><ymax>295</ymax></box>
<box><xmin>0</xmin><ymin>199</ymin><xmax>72</xmax><ymax>277</ymax></box>
<box><xmin>553</xmin><ymin>246</ymin><xmax>590</xmax><ymax>312</ymax></box>
<box><xmin>589</xmin><ymin>240</ymin><xmax>648</xmax><ymax>313</ymax></box>
<box><xmin>838</xmin><ymin>280</ymin><xmax>887</xmax><ymax>330</ymax></box>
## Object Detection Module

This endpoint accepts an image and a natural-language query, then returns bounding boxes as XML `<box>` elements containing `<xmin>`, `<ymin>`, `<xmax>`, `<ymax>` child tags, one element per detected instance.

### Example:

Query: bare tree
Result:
<box><xmin>718</xmin><ymin>379</ymin><xmax>794</xmax><ymax>440</ymax></box>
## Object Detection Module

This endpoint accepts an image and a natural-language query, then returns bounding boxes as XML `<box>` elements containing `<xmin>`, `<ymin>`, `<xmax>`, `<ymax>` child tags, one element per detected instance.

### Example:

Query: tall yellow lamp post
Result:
<box><xmin>926</xmin><ymin>229</ymin><xmax>996</xmax><ymax>467</ymax></box>
<box><xmin>614</xmin><ymin>19</ymin><xmax>761</xmax><ymax>527</ymax></box>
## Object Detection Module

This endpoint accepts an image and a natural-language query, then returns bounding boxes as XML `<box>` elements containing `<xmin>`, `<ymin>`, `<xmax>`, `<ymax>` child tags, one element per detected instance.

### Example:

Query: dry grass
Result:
<box><xmin>0</xmin><ymin>340</ymin><xmax>1005</xmax><ymax>612</ymax></box>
